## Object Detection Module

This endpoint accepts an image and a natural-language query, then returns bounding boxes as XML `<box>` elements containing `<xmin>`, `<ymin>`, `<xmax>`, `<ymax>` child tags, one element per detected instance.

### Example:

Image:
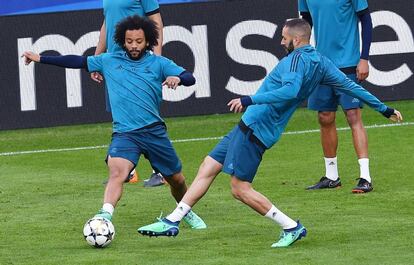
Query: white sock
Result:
<box><xmin>265</xmin><ymin>205</ymin><xmax>297</xmax><ymax>230</ymax></box>
<box><xmin>167</xmin><ymin>202</ymin><xmax>191</xmax><ymax>222</ymax></box>
<box><xmin>102</xmin><ymin>203</ymin><xmax>114</xmax><ymax>215</ymax></box>
<box><xmin>358</xmin><ymin>158</ymin><xmax>371</xmax><ymax>182</ymax></box>
<box><xmin>324</xmin><ymin>157</ymin><xmax>339</xmax><ymax>181</ymax></box>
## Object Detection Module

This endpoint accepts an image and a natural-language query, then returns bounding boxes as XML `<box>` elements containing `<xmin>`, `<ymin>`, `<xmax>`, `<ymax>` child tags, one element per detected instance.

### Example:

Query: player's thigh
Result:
<box><xmin>142</xmin><ymin>126</ymin><xmax>182</xmax><ymax>177</ymax></box>
<box><xmin>337</xmin><ymin>74</ymin><xmax>364</xmax><ymax>111</ymax></box>
<box><xmin>107</xmin><ymin>156</ymin><xmax>135</xmax><ymax>178</ymax></box>
<box><xmin>208</xmin><ymin>125</ymin><xmax>238</xmax><ymax>165</ymax></box>
<box><xmin>308</xmin><ymin>84</ymin><xmax>339</xmax><ymax>112</ymax></box>
<box><xmin>222</xmin><ymin>127</ymin><xmax>265</xmax><ymax>183</ymax></box>
<box><xmin>107</xmin><ymin>132</ymin><xmax>141</xmax><ymax>168</ymax></box>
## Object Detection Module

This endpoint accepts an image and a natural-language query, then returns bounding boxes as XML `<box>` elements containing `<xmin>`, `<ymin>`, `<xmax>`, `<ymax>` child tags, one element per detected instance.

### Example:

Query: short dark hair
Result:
<box><xmin>284</xmin><ymin>18</ymin><xmax>311</xmax><ymax>40</ymax></box>
<box><xmin>114</xmin><ymin>15</ymin><xmax>159</xmax><ymax>51</ymax></box>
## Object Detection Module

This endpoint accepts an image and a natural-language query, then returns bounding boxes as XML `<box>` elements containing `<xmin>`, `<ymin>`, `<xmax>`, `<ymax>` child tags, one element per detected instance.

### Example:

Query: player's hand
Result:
<box><xmin>21</xmin><ymin>51</ymin><xmax>40</xmax><ymax>65</ymax></box>
<box><xmin>389</xmin><ymin>109</ymin><xmax>403</xmax><ymax>122</ymax></box>
<box><xmin>163</xmin><ymin>76</ymin><xmax>181</xmax><ymax>89</ymax></box>
<box><xmin>356</xmin><ymin>59</ymin><xmax>369</xmax><ymax>82</ymax></box>
<box><xmin>227</xmin><ymin>98</ymin><xmax>244</xmax><ymax>113</ymax></box>
<box><xmin>90</xmin><ymin>72</ymin><xmax>104</xmax><ymax>83</ymax></box>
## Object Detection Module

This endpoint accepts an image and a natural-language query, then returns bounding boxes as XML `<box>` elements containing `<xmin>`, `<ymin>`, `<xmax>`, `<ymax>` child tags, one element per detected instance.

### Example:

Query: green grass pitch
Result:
<box><xmin>0</xmin><ymin>100</ymin><xmax>413</xmax><ymax>265</ymax></box>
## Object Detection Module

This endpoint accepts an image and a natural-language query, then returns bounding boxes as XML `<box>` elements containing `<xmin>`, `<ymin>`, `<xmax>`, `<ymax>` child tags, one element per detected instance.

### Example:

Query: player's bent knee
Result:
<box><xmin>345</xmin><ymin>109</ymin><xmax>362</xmax><ymax>126</ymax></box>
<box><xmin>318</xmin><ymin>111</ymin><xmax>335</xmax><ymax>126</ymax></box>
<box><xmin>230</xmin><ymin>187</ymin><xmax>243</xmax><ymax>201</ymax></box>
<box><xmin>231</xmin><ymin>187</ymin><xmax>250</xmax><ymax>202</ymax></box>
<box><xmin>108</xmin><ymin>168</ymin><xmax>128</xmax><ymax>181</ymax></box>
<box><xmin>230</xmin><ymin>179</ymin><xmax>250</xmax><ymax>202</ymax></box>
<box><xmin>167</xmin><ymin>172</ymin><xmax>186</xmax><ymax>187</ymax></box>
<box><xmin>198</xmin><ymin>156</ymin><xmax>222</xmax><ymax>179</ymax></box>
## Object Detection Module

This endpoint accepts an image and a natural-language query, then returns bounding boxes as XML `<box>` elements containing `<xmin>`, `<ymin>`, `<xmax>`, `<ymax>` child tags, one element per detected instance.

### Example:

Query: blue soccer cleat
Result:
<box><xmin>271</xmin><ymin>221</ymin><xmax>307</xmax><ymax>248</ymax></box>
<box><xmin>137</xmin><ymin>218</ymin><xmax>179</xmax><ymax>237</ymax></box>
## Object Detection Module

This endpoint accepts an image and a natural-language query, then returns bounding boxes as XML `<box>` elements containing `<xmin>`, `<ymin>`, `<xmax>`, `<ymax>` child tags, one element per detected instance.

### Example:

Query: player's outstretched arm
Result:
<box><xmin>22</xmin><ymin>52</ymin><xmax>88</xmax><ymax>69</ymax></box>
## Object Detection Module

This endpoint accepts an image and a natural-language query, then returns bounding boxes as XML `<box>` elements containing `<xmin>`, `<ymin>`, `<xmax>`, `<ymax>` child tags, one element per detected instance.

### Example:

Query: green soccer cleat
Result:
<box><xmin>183</xmin><ymin>210</ymin><xmax>207</xmax><ymax>229</ymax></box>
<box><xmin>94</xmin><ymin>209</ymin><xmax>112</xmax><ymax>222</ymax></box>
<box><xmin>137</xmin><ymin>218</ymin><xmax>179</xmax><ymax>237</ymax></box>
<box><xmin>271</xmin><ymin>221</ymin><xmax>307</xmax><ymax>248</ymax></box>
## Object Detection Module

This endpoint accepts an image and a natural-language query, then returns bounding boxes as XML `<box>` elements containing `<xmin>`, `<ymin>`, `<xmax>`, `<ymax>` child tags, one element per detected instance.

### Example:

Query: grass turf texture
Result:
<box><xmin>0</xmin><ymin>100</ymin><xmax>413</xmax><ymax>265</ymax></box>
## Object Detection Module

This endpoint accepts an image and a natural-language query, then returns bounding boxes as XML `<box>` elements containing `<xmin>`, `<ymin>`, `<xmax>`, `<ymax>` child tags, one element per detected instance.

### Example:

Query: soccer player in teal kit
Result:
<box><xmin>22</xmin><ymin>15</ymin><xmax>206</xmax><ymax>230</ymax></box>
<box><xmin>93</xmin><ymin>0</ymin><xmax>165</xmax><ymax>186</ymax></box>
<box><xmin>137</xmin><ymin>18</ymin><xmax>402</xmax><ymax>248</ymax></box>
<box><xmin>298</xmin><ymin>0</ymin><xmax>375</xmax><ymax>193</ymax></box>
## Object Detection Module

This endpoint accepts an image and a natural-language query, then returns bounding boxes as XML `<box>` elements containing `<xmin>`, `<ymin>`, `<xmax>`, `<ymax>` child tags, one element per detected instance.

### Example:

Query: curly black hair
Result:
<box><xmin>114</xmin><ymin>15</ymin><xmax>159</xmax><ymax>51</ymax></box>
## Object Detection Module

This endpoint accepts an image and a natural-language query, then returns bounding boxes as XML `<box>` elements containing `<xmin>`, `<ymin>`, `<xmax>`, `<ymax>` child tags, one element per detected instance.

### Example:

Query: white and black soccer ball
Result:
<box><xmin>83</xmin><ymin>217</ymin><xmax>115</xmax><ymax>248</ymax></box>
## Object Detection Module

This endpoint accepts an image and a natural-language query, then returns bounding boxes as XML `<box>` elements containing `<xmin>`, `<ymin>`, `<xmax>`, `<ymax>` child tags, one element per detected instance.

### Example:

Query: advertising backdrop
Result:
<box><xmin>0</xmin><ymin>0</ymin><xmax>413</xmax><ymax>130</ymax></box>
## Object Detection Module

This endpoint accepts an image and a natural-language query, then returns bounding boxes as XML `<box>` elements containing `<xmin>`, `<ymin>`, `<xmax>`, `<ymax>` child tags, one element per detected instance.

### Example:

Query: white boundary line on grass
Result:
<box><xmin>1</xmin><ymin>122</ymin><xmax>413</xmax><ymax>157</ymax></box>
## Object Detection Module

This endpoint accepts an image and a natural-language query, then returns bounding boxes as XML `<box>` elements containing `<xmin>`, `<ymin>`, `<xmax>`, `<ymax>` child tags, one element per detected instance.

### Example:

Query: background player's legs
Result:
<box><xmin>125</xmin><ymin>168</ymin><xmax>139</xmax><ymax>183</ymax></box>
<box><xmin>344</xmin><ymin>108</ymin><xmax>373</xmax><ymax>193</ymax></box>
<box><xmin>319</xmin><ymin>111</ymin><xmax>338</xmax><ymax>159</ymax></box>
<box><xmin>307</xmin><ymin>83</ymin><xmax>341</xmax><ymax>190</ymax></box>
<box><xmin>143</xmin><ymin>170</ymin><xmax>165</xmax><ymax>187</ymax></box>
<box><xmin>344</xmin><ymin>108</ymin><xmax>369</xmax><ymax>176</ymax></box>
<box><xmin>338</xmin><ymin>73</ymin><xmax>373</xmax><ymax>193</ymax></box>
<box><xmin>306</xmin><ymin>111</ymin><xmax>341</xmax><ymax>190</ymax></box>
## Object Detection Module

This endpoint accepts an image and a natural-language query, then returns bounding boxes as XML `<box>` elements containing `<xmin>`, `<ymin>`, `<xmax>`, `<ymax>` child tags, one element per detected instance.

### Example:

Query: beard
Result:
<box><xmin>283</xmin><ymin>41</ymin><xmax>295</xmax><ymax>54</ymax></box>
<box><xmin>126</xmin><ymin>48</ymin><xmax>145</xmax><ymax>60</ymax></box>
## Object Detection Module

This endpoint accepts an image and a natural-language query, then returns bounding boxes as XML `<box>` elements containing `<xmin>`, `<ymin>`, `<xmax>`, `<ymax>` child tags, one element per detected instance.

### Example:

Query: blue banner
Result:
<box><xmin>0</xmin><ymin>0</ymin><xmax>216</xmax><ymax>16</ymax></box>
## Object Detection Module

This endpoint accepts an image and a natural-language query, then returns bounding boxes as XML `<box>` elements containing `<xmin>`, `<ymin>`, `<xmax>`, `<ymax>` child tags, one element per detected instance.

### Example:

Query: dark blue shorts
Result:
<box><xmin>107</xmin><ymin>124</ymin><xmax>182</xmax><ymax>177</ymax></box>
<box><xmin>209</xmin><ymin>123</ymin><xmax>266</xmax><ymax>183</ymax></box>
<box><xmin>308</xmin><ymin>74</ymin><xmax>363</xmax><ymax>111</ymax></box>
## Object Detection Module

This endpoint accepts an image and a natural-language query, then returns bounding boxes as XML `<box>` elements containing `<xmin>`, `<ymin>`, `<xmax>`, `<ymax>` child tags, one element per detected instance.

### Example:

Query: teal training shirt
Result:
<box><xmin>87</xmin><ymin>52</ymin><xmax>185</xmax><ymax>132</ymax></box>
<box><xmin>103</xmin><ymin>0</ymin><xmax>159</xmax><ymax>53</ymax></box>
<box><xmin>298</xmin><ymin>0</ymin><xmax>368</xmax><ymax>68</ymax></box>
<box><xmin>242</xmin><ymin>45</ymin><xmax>387</xmax><ymax>149</ymax></box>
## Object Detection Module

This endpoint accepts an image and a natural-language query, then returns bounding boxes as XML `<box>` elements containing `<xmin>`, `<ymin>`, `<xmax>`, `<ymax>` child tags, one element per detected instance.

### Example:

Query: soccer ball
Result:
<box><xmin>83</xmin><ymin>217</ymin><xmax>115</xmax><ymax>248</ymax></box>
